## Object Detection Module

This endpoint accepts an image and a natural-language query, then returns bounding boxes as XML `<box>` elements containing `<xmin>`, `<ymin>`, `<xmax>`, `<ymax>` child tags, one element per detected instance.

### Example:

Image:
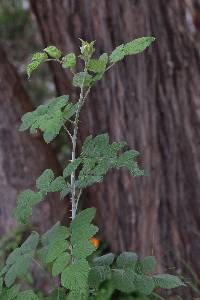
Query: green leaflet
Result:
<box><xmin>89</xmin><ymin>265</ymin><xmax>111</xmax><ymax>289</ymax></box>
<box><xmin>13</xmin><ymin>190</ymin><xmax>43</xmax><ymax>224</ymax></box>
<box><xmin>116</xmin><ymin>252</ymin><xmax>138</xmax><ymax>270</ymax></box>
<box><xmin>88</xmin><ymin>53</ymin><xmax>108</xmax><ymax>73</ymax></box>
<box><xmin>39</xmin><ymin>222</ymin><xmax>70</xmax><ymax>266</ymax></box>
<box><xmin>136</xmin><ymin>256</ymin><xmax>156</xmax><ymax>274</ymax></box>
<box><xmin>1</xmin><ymin>232</ymin><xmax>39</xmax><ymax>288</ymax></box>
<box><xmin>73</xmin><ymin>72</ymin><xmax>93</xmax><ymax>87</ymax></box>
<box><xmin>36</xmin><ymin>169</ymin><xmax>54</xmax><ymax>191</ymax></box>
<box><xmin>20</xmin><ymin>95</ymin><xmax>77</xmax><ymax>143</ymax></box>
<box><xmin>110</xmin><ymin>44</ymin><xmax>125</xmax><ymax>63</ymax></box>
<box><xmin>26</xmin><ymin>60</ymin><xmax>41</xmax><ymax>78</ymax></box>
<box><xmin>93</xmin><ymin>253</ymin><xmax>115</xmax><ymax>266</ymax></box>
<box><xmin>63</xmin><ymin>158</ymin><xmax>82</xmax><ymax>178</ymax></box>
<box><xmin>44</xmin><ymin>45</ymin><xmax>62</xmax><ymax>58</ymax></box>
<box><xmin>153</xmin><ymin>274</ymin><xmax>185</xmax><ymax>289</ymax></box>
<box><xmin>52</xmin><ymin>253</ymin><xmax>71</xmax><ymax>277</ymax></box>
<box><xmin>61</xmin><ymin>259</ymin><xmax>90</xmax><ymax>290</ymax></box>
<box><xmin>124</xmin><ymin>37</ymin><xmax>155</xmax><ymax>55</ymax></box>
<box><xmin>62</xmin><ymin>53</ymin><xmax>76</xmax><ymax>68</ymax></box>
<box><xmin>112</xmin><ymin>268</ymin><xmax>136</xmax><ymax>293</ymax></box>
<box><xmin>109</xmin><ymin>37</ymin><xmax>155</xmax><ymax>64</ymax></box>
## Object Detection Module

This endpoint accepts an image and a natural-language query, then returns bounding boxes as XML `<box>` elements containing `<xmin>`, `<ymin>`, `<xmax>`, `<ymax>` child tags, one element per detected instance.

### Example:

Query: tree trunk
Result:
<box><xmin>0</xmin><ymin>45</ymin><xmax>67</xmax><ymax>237</ymax></box>
<box><xmin>31</xmin><ymin>1</ymin><xmax>200</xmax><ymax>297</ymax></box>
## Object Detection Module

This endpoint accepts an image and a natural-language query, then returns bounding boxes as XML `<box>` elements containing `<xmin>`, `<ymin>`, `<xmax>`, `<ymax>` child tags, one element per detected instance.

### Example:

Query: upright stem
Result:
<box><xmin>71</xmin><ymin>85</ymin><xmax>84</xmax><ymax>220</ymax></box>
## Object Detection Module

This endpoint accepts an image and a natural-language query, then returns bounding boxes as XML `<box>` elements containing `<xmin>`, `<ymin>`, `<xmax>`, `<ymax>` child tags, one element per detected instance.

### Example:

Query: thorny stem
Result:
<box><xmin>70</xmin><ymin>80</ymin><xmax>91</xmax><ymax>220</ymax></box>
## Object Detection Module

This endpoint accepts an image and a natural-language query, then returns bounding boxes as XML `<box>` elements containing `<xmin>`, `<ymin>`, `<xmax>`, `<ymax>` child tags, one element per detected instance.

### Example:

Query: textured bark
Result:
<box><xmin>31</xmin><ymin>1</ymin><xmax>200</xmax><ymax>296</ymax></box>
<box><xmin>0</xmin><ymin>45</ymin><xmax>67</xmax><ymax>237</ymax></box>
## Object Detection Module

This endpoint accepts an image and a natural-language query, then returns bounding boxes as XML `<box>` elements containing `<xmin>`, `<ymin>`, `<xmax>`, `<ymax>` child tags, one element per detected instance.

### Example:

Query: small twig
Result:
<box><xmin>75</xmin><ymin>189</ymin><xmax>83</xmax><ymax>211</ymax></box>
<box><xmin>64</xmin><ymin>125</ymin><xmax>73</xmax><ymax>141</ymax></box>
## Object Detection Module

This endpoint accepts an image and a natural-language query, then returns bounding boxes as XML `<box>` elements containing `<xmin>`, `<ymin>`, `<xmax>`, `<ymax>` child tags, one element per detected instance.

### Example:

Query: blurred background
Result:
<box><xmin>1</xmin><ymin>0</ymin><xmax>200</xmax><ymax>298</ymax></box>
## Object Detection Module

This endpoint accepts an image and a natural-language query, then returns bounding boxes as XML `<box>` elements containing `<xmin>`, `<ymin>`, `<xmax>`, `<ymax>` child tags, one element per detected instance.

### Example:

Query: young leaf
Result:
<box><xmin>27</xmin><ymin>61</ymin><xmax>41</xmax><ymax>78</ymax></box>
<box><xmin>32</xmin><ymin>52</ymin><xmax>48</xmax><ymax>62</ymax></box>
<box><xmin>124</xmin><ymin>37</ymin><xmax>155</xmax><ymax>55</ymax></box>
<box><xmin>110</xmin><ymin>44</ymin><xmax>125</xmax><ymax>63</ymax></box>
<box><xmin>73</xmin><ymin>72</ymin><xmax>93</xmax><ymax>87</ymax></box>
<box><xmin>62</xmin><ymin>53</ymin><xmax>76</xmax><ymax>68</ymax></box>
<box><xmin>52</xmin><ymin>253</ymin><xmax>71</xmax><ymax>277</ymax></box>
<box><xmin>36</xmin><ymin>169</ymin><xmax>54</xmax><ymax>192</ymax></box>
<box><xmin>88</xmin><ymin>53</ymin><xmax>108</xmax><ymax>73</ymax></box>
<box><xmin>44</xmin><ymin>45</ymin><xmax>62</xmax><ymax>59</ymax></box>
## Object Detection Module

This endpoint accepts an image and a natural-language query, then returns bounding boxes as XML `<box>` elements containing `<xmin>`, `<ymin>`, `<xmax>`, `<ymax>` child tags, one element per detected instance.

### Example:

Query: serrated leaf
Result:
<box><xmin>61</xmin><ymin>259</ymin><xmax>90</xmax><ymax>290</ymax></box>
<box><xmin>73</xmin><ymin>72</ymin><xmax>93</xmax><ymax>87</ymax></box>
<box><xmin>71</xmin><ymin>208</ymin><xmax>96</xmax><ymax>229</ymax></box>
<box><xmin>46</xmin><ymin>240</ymin><xmax>69</xmax><ymax>263</ymax></box>
<box><xmin>112</xmin><ymin>268</ymin><xmax>136</xmax><ymax>293</ymax></box>
<box><xmin>16</xmin><ymin>190</ymin><xmax>43</xmax><ymax>207</ymax></box>
<box><xmin>124</xmin><ymin>37</ymin><xmax>155</xmax><ymax>55</ymax></box>
<box><xmin>89</xmin><ymin>266</ymin><xmax>111</xmax><ymax>288</ymax></box>
<box><xmin>153</xmin><ymin>274</ymin><xmax>185</xmax><ymax>289</ymax></box>
<box><xmin>88</xmin><ymin>55</ymin><xmax>107</xmax><ymax>73</ymax></box>
<box><xmin>36</xmin><ymin>169</ymin><xmax>54</xmax><ymax>192</ymax></box>
<box><xmin>72</xmin><ymin>224</ymin><xmax>99</xmax><ymax>244</ymax></box>
<box><xmin>134</xmin><ymin>275</ymin><xmax>155</xmax><ymax>295</ymax></box>
<box><xmin>136</xmin><ymin>256</ymin><xmax>156</xmax><ymax>274</ymax></box>
<box><xmin>48</xmin><ymin>176</ymin><xmax>66</xmax><ymax>192</ymax></box>
<box><xmin>6</xmin><ymin>248</ymin><xmax>21</xmax><ymax>266</ymax></box>
<box><xmin>62</xmin><ymin>53</ymin><xmax>76</xmax><ymax>68</ymax></box>
<box><xmin>117</xmin><ymin>252</ymin><xmax>138</xmax><ymax>270</ymax></box>
<box><xmin>12</xmin><ymin>206</ymin><xmax>33</xmax><ymax>225</ymax></box>
<box><xmin>20</xmin><ymin>232</ymin><xmax>39</xmax><ymax>254</ymax></box>
<box><xmin>63</xmin><ymin>158</ymin><xmax>82</xmax><ymax>178</ymax></box>
<box><xmin>52</xmin><ymin>253</ymin><xmax>71</xmax><ymax>277</ymax></box>
<box><xmin>27</xmin><ymin>60</ymin><xmax>41</xmax><ymax>78</ymax></box>
<box><xmin>110</xmin><ymin>44</ymin><xmax>125</xmax><ymax>63</ymax></box>
<box><xmin>42</xmin><ymin>223</ymin><xmax>70</xmax><ymax>246</ymax></box>
<box><xmin>14</xmin><ymin>190</ymin><xmax>43</xmax><ymax>224</ymax></box>
<box><xmin>32</xmin><ymin>52</ymin><xmax>48</xmax><ymax>62</ymax></box>
<box><xmin>93</xmin><ymin>253</ymin><xmax>115</xmax><ymax>266</ymax></box>
<box><xmin>72</xmin><ymin>240</ymin><xmax>96</xmax><ymax>259</ymax></box>
<box><xmin>5</xmin><ymin>254</ymin><xmax>32</xmax><ymax>287</ymax></box>
<box><xmin>44</xmin><ymin>46</ymin><xmax>62</xmax><ymax>59</ymax></box>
